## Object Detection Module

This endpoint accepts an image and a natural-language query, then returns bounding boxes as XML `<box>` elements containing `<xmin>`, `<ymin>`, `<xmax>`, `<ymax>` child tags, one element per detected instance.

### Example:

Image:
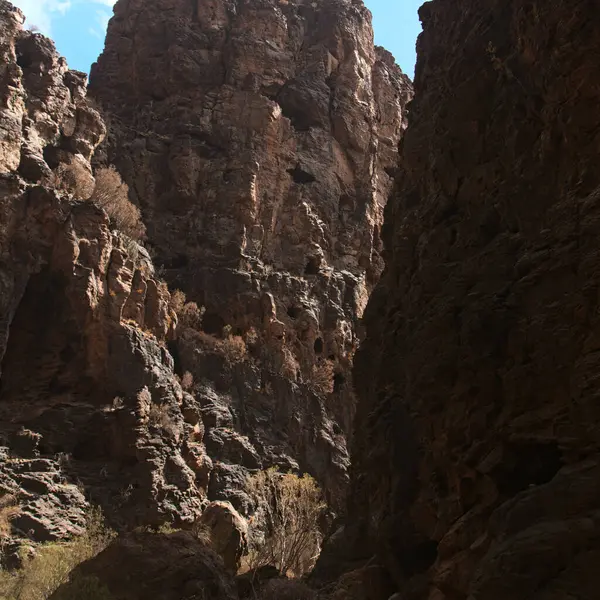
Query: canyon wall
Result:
<box><xmin>5</xmin><ymin>0</ymin><xmax>600</xmax><ymax>596</ymax></box>
<box><xmin>0</xmin><ymin>0</ymin><xmax>411</xmax><ymax>566</ymax></box>
<box><xmin>90</xmin><ymin>0</ymin><xmax>411</xmax><ymax>511</ymax></box>
<box><xmin>0</xmin><ymin>1</ymin><xmax>213</xmax><ymax>563</ymax></box>
<box><xmin>344</xmin><ymin>0</ymin><xmax>600</xmax><ymax>599</ymax></box>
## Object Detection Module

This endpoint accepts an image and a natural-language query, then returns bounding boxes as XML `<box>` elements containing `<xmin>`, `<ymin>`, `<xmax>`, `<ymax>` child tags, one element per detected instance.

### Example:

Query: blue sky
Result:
<box><xmin>367</xmin><ymin>0</ymin><xmax>422</xmax><ymax>77</ymax></box>
<box><xmin>10</xmin><ymin>0</ymin><xmax>422</xmax><ymax>78</ymax></box>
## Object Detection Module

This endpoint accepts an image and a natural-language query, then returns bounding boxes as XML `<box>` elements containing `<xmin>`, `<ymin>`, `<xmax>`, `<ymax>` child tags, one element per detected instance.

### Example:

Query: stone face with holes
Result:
<box><xmin>90</xmin><ymin>0</ymin><xmax>412</xmax><ymax>513</ymax></box>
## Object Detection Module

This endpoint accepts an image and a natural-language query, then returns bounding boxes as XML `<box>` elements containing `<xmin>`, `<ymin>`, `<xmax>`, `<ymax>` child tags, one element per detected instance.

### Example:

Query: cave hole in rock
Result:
<box><xmin>305</xmin><ymin>257</ymin><xmax>320</xmax><ymax>275</ymax></box>
<box><xmin>314</xmin><ymin>338</ymin><xmax>324</xmax><ymax>354</ymax></box>
<box><xmin>287</xmin><ymin>305</ymin><xmax>301</xmax><ymax>319</ymax></box>
<box><xmin>431</xmin><ymin>468</ymin><xmax>449</xmax><ymax>495</ymax></box>
<box><xmin>15</xmin><ymin>37</ymin><xmax>37</xmax><ymax>70</ymax></box>
<box><xmin>491</xmin><ymin>441</ymin><xmax>563</xmax><ymax>495</ymax></box>
<box><xmin>202</xmin><ymin>312</ymin><xmax>226</xmax><ymax>336</ymax></box>
<box><xmin>16</xmin><ymin>50</ymin><xmax>31</xmax><ymax>69</ymax></box>
<box><xmin>384</xmin><ymin>165</ymin><xmax>397</xmax><ymax>178</ymax></box>
<box><xmin>42</xmin><ymin>145</ymin><xmax>61</xmax><ymax>169</ymax></box>
<box><xmin>0</xmin><ymin>268</ymin><xmax>90</xmax><ymax>407</ymax></box>
<box><xmin>333</xmin><ymin>373</ymin><xmax>345</xmax><ymax>393</ymax></box>
<box><xmin>168</xmin><ymin>340</ymin><xmax>183</xmax><ymax>376</ymax></box>
<box><xmin>287</xmin><ymin>166</ymin><xmax>316</xmax><ymax>184</ymax></box>
<box><xmin>278</xmin><ymin>102</ymin><xmax>314</xmax><ymax>132</ymax></box>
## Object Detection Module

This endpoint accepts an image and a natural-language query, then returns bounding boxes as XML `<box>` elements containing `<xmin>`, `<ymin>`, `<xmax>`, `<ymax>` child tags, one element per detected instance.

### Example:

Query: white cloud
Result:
<box><xmin>96</xmin><ymin>9</ymin><xmax>110</xmax><ymax>31</ymax></box>
<box><xmin>10</xmin><ymin>0</ymin><xmax>115</xmax><ymax>36</ymax></box>
<box><xmin>88</xmin><ymin>8</ymin><xmax>110</xmax><ymax>39</ymax></box>
<box><xmin>10</xmin><ymin>0</ymin><xmax>69</xmax><ymax>33</ymax></box>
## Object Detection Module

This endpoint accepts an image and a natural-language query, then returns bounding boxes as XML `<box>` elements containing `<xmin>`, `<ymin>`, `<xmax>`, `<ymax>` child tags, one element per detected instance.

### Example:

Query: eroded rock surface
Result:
<box><xmin>341</xmin><ymin>1</ymin><xmax>600</xmax><ymax>599</ymax></box>
<box><xmin>194</xmin><ymin>500</ymin><xmax>249</xmax><ymax>573</ymax></box>
<box><xmin>90</xmin><ymin>0</ymin><xmax>411</xmax><ymax>511</ymax></box>
<box><xmin>0</xmin><ymin>1</ymin><xmax>208</xmax><ymax>555</ymax></box>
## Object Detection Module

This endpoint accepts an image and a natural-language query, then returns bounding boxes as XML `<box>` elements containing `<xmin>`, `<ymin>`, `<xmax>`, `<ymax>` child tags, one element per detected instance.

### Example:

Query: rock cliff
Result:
<box><xmin>0</xmin><ymin>0</ymin><xmax>411</xmax><ymax>569</ymax></box>
<box><xmin>5</xmin><ymin>0</ymin><xmax>600</xmax><ymax>597</ymax></box>
<box><xmin>0</xmin><ymin>0</ymin><xmax>211</xmax><ymax>563</ymax></box>
<box><xmin>90</xmin><ymin>0</ymin><xmax>410</xmax><ymax>511</ymax></box>
<box><xmin>343</xmin><ymin>0</ymin><xmax>600</xmax><ymax>598</ymax></box>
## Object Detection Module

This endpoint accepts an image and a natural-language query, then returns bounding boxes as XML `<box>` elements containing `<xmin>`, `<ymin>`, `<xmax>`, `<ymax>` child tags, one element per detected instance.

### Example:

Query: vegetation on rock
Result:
<box><xmin>89</xmin><ymin>167</ymin><xmax>146</xmax><ymax>241</ymax></box>
<box><xmin>245</xmin><ymin>470</ymin><xmax>325</xmax><ymax>578</ymax></box>
<box><xmin>0</xmin><ymin>510</ymin><xmax>114</xmax><ymax>600</ymax></box>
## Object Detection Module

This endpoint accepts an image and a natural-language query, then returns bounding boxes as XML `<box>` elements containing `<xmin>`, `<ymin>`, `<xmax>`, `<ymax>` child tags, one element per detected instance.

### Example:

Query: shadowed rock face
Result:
<box><xmin>341</xmin><ymin>0</ymin><xmax>600</xmax><ymax>599</ymax></box>
<box><xmin>90</xmin><ymin>0</ymin><xmax>411</xmax><ymax>512</ymax></box>
<box><xmin>51</xmin><ymin>531</ymin><xmax>238</xmax><ymax>600</ymax></box>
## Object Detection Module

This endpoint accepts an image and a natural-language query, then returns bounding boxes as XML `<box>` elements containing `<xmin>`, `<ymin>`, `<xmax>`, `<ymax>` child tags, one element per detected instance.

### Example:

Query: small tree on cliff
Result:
<box><xmin>90</xmin><ymin>167</ymin><xmax>146</xmax><ymax>241</ymax></box>
<box><xmin>245</xmin><ymin>469</ymin><xmax>325</xmax><ymax>577</ymax></box>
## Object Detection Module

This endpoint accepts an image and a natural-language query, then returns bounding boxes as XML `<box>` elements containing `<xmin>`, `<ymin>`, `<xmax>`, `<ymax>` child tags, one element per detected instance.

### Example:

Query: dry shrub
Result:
<box><xmin>223</xmin><ymin>335</ymin><xmax>247</xmax><ymax>362</ymax></box>
<box><xmin>186</xmin><ymin>330</ymin><xmax>221</xmax><ymax>353</ymax></box>
<box><xmin>0</xmin><ymin>495</ymin><xmax>20</xmax><ymax>539</ymax></box>
<box><xmin>169</xmin><ymin>290</ymin><xmax>205</xmax><ymax>332</ymax></box>
<box><xmin>187</xmin><ymin>330</ymin><xmax>247</xmax><ymax>363</ymax></box>
<box><xmin>52</xmin><ymin>158</ymin><xmax>95</xmax><ymax>199</ymax></box>
<box><xmin>147</xmin><ymin>403</ymin><xmax>179</xmax><ymax>438</ymax></box>
<box><xmin>178</xmin><ymin>302</ymin><xmax>204</xmax><ymax>331</ymax></box>
<box><xmin>119</xmin><ymin>234</ymin><xmax>152</xmax><ymax>275</ymax></box>
<box><xmin>90</xmin><ymin>167</ymin><xmax>146</xmax><ymax>240</ymax></box>
<box><xmin>245</xmin><ymin>469</ymin><xmax>325</xmax><ymax>578</ymax></box>
<box><xmin>310</xmin><ymin>360</ymin><xmax>334</xmax><ymax>395</ymax></box>
<box><xmin>181</xmin><ymin>371</ymin><xmax>194</xmax><ymax>391</ymax></box>
<box><xmin>0</xmin><ymin>508</ymin><xmax>115</xmax><ymax>600</ymax></box>
<box><xmin>169</xmin><ymin>290</ymin><xmax>187</xmax><ymax>315</ymax></box>
<box><xmin>191</xmin><ymin>522</ymin><xmax>213</xmax><ymax>547</ymax></box>
<box><xmin>245</xmin><ymin>327</ymin><xmax>260</xmax><ymax>347</ymax></box>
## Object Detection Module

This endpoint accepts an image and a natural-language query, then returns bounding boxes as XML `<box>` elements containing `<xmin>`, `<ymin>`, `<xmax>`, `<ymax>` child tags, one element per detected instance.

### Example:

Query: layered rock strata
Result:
<box><xmin>344</xmin><ymin>1</ymin><xmax>600</xmax><ymax>599</ymax></box>
<box><xmin>90</xmin><ymin>0</ymin><xmax>411</xmax><ymax>510</ymax></box>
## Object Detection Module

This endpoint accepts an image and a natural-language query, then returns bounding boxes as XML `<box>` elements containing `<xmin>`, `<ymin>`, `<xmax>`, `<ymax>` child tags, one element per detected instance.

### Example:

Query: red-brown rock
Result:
<box><xmin>343</xmin><ymin>1</ymin><xmax>600</xmax><ymax>599</ymax></box>
<box><xmin>0</xmin><ymin>1</ymin><xmax>208</xmax><ymax>553</ymax></box>
<box><xmin>90</xmin><ymin>0</ymin><xmax>411</xmax><ymax>514</ymax></box>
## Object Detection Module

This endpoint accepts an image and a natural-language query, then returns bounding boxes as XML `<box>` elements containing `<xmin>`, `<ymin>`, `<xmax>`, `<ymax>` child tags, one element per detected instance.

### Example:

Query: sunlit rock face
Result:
<box><xmin>0</xmin><ymin>0</ymin><xmax>208</xmax><ymax>562</ymax></box>
<box><xmin>90</xmin><ymin>0</ymin><xmax>411</xmax><ymax>512</ymax></box>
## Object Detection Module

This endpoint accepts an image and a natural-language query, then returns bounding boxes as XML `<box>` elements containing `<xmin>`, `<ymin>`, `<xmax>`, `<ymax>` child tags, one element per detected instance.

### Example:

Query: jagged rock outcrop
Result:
<box><xmin>90</xmin><ymin>0</ymin><xmax>411</xmax><ymax>512</ymax></box>
<box><xmin>0</xmin><ymin>1</ymin><xmax>211</xmax><ymax>559</ymax></box>
<box><xmin>194</xmin><ymin>500</ymin><xmax>249</xmax><ymax>573</ymax></box>
<box><xmin>341</xmin><ymin>1</ymin><xmax>600</xmax><ymax>599</ymax></box>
